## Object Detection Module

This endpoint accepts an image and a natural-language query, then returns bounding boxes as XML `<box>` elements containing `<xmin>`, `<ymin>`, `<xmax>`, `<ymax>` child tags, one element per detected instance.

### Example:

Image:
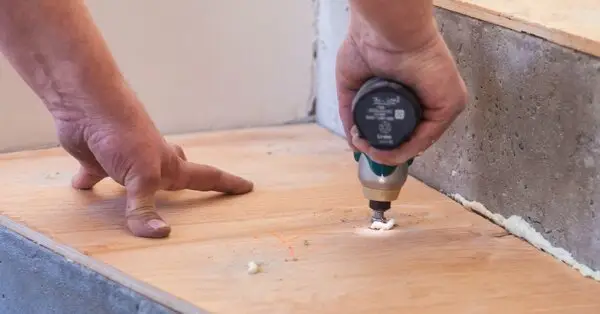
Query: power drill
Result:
<box><xmin>352</xmin><ymin>77</ymin><xmax>423</xmax><ymax>224</ymax></box>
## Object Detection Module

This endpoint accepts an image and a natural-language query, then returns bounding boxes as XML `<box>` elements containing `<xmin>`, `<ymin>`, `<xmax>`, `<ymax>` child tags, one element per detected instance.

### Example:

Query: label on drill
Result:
<box><xmin>367</xmin><ymin>94</ymin><xmax>405</xmax><ymax>146</ymax></box>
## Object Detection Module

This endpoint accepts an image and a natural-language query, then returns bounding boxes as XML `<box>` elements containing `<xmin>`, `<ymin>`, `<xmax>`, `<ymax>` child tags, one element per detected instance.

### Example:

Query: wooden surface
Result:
<box><xmin>1</xmin><ymin>124</ymin><xmax>600</xmax><ymax>313</ymax></box>
<box><xmin>435</xmin><ymin>0</ymin><xmax>600</xmax><ymax>57</ymax></box>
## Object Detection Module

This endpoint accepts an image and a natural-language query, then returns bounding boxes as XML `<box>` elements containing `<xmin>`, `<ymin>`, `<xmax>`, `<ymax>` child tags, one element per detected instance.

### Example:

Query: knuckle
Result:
<box><xmin>449</xmin><ymin>90</ymin><xmax>468</xmax><ymax>114</ymax></box>
<box><xmin>439</xmin><ymin>91</ymin><xmax>467</xmax><ymax>121</ymax></box>
<box><xmin>452</xmin><ymin>101</ymin><xmax>466</xmax><ymax>118</ymax></box>
<box><xmin>455</xmin><ymin>81</ymin><xmax>469</xmax><ymax>112</ymax></box>
<box><xmin>126</xmin><ymin>172</ymin><xmax>161</xmax><ymax>192</ymax></box>
<box><xmin>456</xmin><ymin>93</ymin><xmax>468</xmax><ymax>113</ymax></box>
<box><xmin>170</xmin><ymin>143</ymin><xmax>187</xmax><ymax>160</ymax></box>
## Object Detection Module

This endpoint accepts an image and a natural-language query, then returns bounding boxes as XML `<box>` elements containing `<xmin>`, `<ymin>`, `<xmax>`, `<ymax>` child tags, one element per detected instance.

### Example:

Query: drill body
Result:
<box><xmin>352</xmin><ymin>77</ymin><xmax>422</xmax><ymax>223</ymax></box>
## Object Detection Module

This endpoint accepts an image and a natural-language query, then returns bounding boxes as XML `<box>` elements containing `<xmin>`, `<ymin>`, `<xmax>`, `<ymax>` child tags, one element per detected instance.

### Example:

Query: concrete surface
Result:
<box><xmin>412</xmin><ymin>7</ymin><xmax>600</xmax><ymax>270</ymax></box>
<box><xmin>0</xmin><ymin>225</ymin><xmax>177</xmax><ymax>314</ymax></box>
<box><xmin>314</xmin><ymin>0</ymin><xmax>348</xmax><ymax>138</ymax></box>
<box><xmin>315</xmin><ymin>3</ymin><xmax>600</xmax><ymax>270</ymax></box>
<box><xmin>0</xmin><ymin>0</ymin><xmax>315</xmax><ymax>152</ymax></box>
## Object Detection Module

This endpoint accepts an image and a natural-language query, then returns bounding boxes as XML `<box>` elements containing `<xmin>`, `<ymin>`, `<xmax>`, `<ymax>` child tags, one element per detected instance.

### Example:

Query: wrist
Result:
<box><xmin>47</xmin><ymin>89</ymin><xmax>148</xmax><ymax>128</ymax></box>
<box><xmin>45</xmin><ymin>74</ymin><xmax>145</xmax><ymax>121</ymax></box>
<box><xmin>349</xmin><ymin>5</ymin><xmax>439</xmax><ymax>53</ymax></box>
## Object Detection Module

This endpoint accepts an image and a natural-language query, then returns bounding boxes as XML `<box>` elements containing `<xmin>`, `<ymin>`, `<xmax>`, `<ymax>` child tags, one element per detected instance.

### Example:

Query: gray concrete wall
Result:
<box><xmin>0</xmin><ymin>225</ymin><xmax>179</xmax><ymax>314</ymax></box>
<box><xmin>315</xmin><ymin>3</ymin><xmax>600</xmax><ymax>270</ymax></box>
<box><xmin>414</xmin><ymin>8</ymin><xmax>600</xmax><ymax>270</ymax></box>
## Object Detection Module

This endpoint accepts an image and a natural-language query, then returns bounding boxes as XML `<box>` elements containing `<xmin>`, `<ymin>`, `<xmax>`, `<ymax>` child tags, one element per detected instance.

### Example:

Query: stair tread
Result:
<box><xmin>436</xmin><ymin>0</ymin><xmax>600</xmax><ymax>57</ymax></box>
<box><xmin>1</xmin><ymin>123</ymin><xmax>599</xmax><ymax>313</ymax></box>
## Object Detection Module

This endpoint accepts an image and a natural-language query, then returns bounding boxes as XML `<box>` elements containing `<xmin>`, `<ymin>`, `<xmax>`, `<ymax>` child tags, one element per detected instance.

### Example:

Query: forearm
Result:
<box><xmin>349</xmin><ymin>0</ymin><xmax>438</xmax><ymax>51</ymax></box>
<box><xmin>0</xmin><ymin>0</ymin><xmax>141</xmax><ymax>122</ymax></box>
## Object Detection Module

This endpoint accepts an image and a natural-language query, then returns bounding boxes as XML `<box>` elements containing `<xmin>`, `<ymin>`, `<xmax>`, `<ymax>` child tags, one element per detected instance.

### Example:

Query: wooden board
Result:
<box><xmin>1</xmin><ymin>124</ymin><xmax>600</xmax><ymax>313</ymax></box>
<box><xmin>435</xmin><ymin>0</ymin><xmax>600</xmax><ymax>58</ymax></box>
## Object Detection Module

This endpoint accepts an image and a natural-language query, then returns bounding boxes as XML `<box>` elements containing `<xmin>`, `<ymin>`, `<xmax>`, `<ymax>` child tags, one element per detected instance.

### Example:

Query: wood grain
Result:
<box><xmin>435</xmin><ymin>0</ymin><xmax>600</xmax><ymax>57</ymax></box>
<box><xmin>1</xmin><ymin>124</ymin><xmax>600</xmax><ymax>313</ymax></box>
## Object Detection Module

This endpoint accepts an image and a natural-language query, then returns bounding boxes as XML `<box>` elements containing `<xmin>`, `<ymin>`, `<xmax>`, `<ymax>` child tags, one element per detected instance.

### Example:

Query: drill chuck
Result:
<box><xmin>351</xmin><ymin>77</ymin><xmax>423</xmax><ymax>222</ymax></box>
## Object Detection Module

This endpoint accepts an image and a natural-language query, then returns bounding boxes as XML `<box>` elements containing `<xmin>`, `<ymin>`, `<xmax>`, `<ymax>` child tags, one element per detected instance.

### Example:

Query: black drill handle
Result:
<box><xmin>351</xmin><ymin>77</ymin><xmax>423</xmax><ymax>151</ymax></box>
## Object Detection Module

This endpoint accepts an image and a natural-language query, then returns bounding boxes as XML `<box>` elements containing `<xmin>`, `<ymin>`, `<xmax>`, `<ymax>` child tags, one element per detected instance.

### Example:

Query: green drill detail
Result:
<box><xmin>353</xmin><ymin>152</ymin><xmax>414</xmax><ymax>177</ymax></box>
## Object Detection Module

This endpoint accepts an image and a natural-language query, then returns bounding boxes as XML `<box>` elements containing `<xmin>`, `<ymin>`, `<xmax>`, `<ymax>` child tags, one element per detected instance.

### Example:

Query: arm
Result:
<box><xmin>0</xmin><ymin>0</ymin><xmax>254</xmax><ymax>239</ymax></box>
<box><xmin>0</xmin><ymin>0</ymin><xmax>144</xmax><ymax>123</ymax></box>
<box><xmin>349</xmin><ymin>0</ymin><xmax>437</xmax><ymax>51</ymax></box>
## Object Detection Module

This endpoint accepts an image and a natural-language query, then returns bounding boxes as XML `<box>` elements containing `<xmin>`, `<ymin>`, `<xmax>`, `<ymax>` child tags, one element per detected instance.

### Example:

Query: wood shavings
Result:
<box><xmin>369</xmin><ymin>218</ymin><xmax>396</xmax><ymax>231</ymax></box>
<box><xmin>247</xmin><ymin>261</ymin><xmax>261</xmax><ymax>275</ymax></box>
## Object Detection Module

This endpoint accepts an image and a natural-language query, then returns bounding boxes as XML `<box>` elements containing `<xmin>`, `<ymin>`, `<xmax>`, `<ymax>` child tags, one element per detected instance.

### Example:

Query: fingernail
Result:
<box><xmin>147</xmin><ymin>219</ymin><xmax>168</xmax><ymax>230</ymax></box>
<box><xmin>350</xmin><ymin>125</ymin><xmax>358</xmax><ymax>137</ymax></box>
<box><xmin>235</xmin><ymin>180</ymin><xmax>254</xmax><ymax>194</ymax></box>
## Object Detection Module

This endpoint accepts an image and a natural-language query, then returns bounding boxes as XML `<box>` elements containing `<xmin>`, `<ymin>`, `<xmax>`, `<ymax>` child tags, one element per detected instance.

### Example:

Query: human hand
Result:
<box><xmin>336</xmin><ymin>19</ymin><xmax>468</xmax><ymax>165</ymax></box>
<box><xmin>54</xmin><ymin>107</ymin><xmax>254</xmax><ymax>239</ymax></box>
<box><xmin>0</xmin><ymin>0</ymin><xmax>255</xmax><ymax>239</ymax></box>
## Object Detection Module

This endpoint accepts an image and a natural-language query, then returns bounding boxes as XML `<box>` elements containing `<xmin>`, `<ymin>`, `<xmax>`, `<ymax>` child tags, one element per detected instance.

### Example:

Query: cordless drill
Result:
<box><xmin>352</xmin><ymin>77</ymin><xmax>423</xmax><ymax>223</ymax></box>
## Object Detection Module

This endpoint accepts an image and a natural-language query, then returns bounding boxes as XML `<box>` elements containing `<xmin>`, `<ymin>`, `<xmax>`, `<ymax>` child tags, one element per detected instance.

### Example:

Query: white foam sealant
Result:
<box><xmin>370</xmin><ymin>218</ymin><xmax>396</xmax><ymax>231</ymax></box>
<box><xmin>450</xmin><ymin>193</ymin><xmax>600</xmax><ymax>281</ymax></box>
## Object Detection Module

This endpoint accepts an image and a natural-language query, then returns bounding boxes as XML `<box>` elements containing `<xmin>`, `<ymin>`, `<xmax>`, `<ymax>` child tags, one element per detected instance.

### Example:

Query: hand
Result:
<box><xmin>336</xmin><ymin>21</ymin><xmax>467</xmax><ymax>165</ymax></box>
<box><xmin>0</xmin><ymin>0</ymin><xmax>256</xmax><ymax>239</ymax></box>
<box><xmin>54</xmin><ymin>107</ymin><xmax>254</xmax><ymax>239</ymax></box>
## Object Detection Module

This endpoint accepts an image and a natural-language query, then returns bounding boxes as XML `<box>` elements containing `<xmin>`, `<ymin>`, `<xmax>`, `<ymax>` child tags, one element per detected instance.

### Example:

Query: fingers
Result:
<box><xmin>71</xmin><ymin>166</ymin><xmax>106</xmax><ymax>190</ymax></box>
<box><xmin>171</xmin><ymin>143</ymin><xmax>187</xmax><ymax>161</ymax></box>
<box><xmin>360</xmin><ymin>74</ymin><xmax>466</xmax><ymax>165</ymax></box>
<box><xmin>335</xmin><ymin>37</ymin><xmax>370</xmax><ymax>151</ymax></box>
<box><xmin>163</xmin><ymin>143</ymin><xmax>254</xmax><ymax>194</ymax></box>
<box><xmin>336</xmin><ymin>83</ymin><xmax>358</xmax><ymax>151</ymax></box>
<box><xmin>349</xmin><ymin>125</ymin><xmax>399</xmax><ymax>164</ymax></box>
<box><xmin>178</xmin><ymin>161</ymin><xmax>254</xmax><ymax>194</ymax></box>
<box><xmin>351</xmin><ymin>118</ymin><xmax>452</xmax><ymax>165</ymax></box>
<box><xmin>124</xmin><ymin>176</ymin><xmax>171</xmax><ymax>238</ymax></box>
<box><xmin>387</xmin><ymin>119</ymin><xmax>453</xmax><ymax>163</ymax></box>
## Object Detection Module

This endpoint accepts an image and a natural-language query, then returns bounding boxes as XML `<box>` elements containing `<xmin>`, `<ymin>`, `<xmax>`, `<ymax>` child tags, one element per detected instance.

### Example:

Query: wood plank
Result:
<box><xmin>1</xmin><ymin>124</ymin><xmax>599</xmax><ymax>313</ymax></box>
<box><xmin>435</xmin><ymin>0</ymin><xmax>600</xmax><ymax>58</ymax></box>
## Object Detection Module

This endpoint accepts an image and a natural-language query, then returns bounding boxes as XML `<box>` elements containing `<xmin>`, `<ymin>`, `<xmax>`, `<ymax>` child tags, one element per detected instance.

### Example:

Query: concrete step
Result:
<box><xmin>316</xmin><ymin>0</ymin><xmax>600</xmax><ymax>271</ymax></box>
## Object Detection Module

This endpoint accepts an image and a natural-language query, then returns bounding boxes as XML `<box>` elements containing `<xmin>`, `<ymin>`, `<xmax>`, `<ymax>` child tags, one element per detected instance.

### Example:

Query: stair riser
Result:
<box><xmin>414</xmin><ymin>8</ymin><xmax>600</xmax><ymax>269</ymax></box>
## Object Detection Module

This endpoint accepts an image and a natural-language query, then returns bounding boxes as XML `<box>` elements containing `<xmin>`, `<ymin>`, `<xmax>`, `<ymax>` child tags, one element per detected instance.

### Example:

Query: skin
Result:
<box><xmin>0</xmin><ymin>1</ymin><xmax>253</xmax><ymax>238</ymax></box>
<box><xmin>339</xmin><ymin>0</ymin><xmax>468</xmax><ymax>165</ymax></box>
<box><xmin>0</xmin><ymin>0</ymin><xmax>466</xmax><ymax>238</ymax></box>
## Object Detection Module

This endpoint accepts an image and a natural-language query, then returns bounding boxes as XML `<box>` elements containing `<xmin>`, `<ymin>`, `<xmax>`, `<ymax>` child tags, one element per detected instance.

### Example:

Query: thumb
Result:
<box><xmin>124</xmin><ymin>175</ymin><xmax>171</xmax><ymax>238</ymax></box>
<box><xmin>335</xmin><ymin>37</ymin><xmax>370</xmax><ymax>151</ymax></box>
<box><xmin>336</xmin><ymin>82</ymin><xmax>359</xmax><ymax>151</ymax></box>
<box><xmin>71</xmin><ymin>165</ymin><xmax>106</xmax><ymax>190</ymax></box>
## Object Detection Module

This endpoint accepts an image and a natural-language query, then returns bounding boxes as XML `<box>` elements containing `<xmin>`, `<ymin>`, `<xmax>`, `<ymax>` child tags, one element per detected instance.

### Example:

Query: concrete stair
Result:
<box><xmin>316</xmin><ymin>0</ymin><xmax>600</xmax><ymax>271</ymax></box>
<box><xmin>1</xmin><ymin>1</ymin><xmax>600</xmax><ymax>313</ymax></box>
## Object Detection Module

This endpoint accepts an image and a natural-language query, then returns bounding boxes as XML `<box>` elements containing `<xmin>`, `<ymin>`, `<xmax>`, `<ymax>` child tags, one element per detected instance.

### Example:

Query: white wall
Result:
<box><xmin>315</xmin><ymin>0</ymin><xmax>348</xmax><ymax>137</ymax></box>
<box><xmin>0</xmin><ymin>0</ymin><xmax>315</xmax><ymax>152</ymax></box>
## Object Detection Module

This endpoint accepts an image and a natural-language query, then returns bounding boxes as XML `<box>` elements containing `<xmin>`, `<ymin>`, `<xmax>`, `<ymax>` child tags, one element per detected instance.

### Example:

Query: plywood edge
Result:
<box><xmin>434</xmin><ymin>0</ymin><xmax>600</xmax><ymax>58</ymax></box>
<box><xmin>0</xmin><ymin>216</ymin><xmax>206</xmax><ymax>314</ymax></box>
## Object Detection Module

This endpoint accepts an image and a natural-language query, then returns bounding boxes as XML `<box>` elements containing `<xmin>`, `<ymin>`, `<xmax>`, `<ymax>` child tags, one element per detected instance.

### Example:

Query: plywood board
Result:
<box><xmin>435</xmin><ymin>0</ymin><xmax>600</xmax><ymax>57</ymax></box>
<box><xmin>1</xmin><ymin>124</ymin><xmax>600</xmax><ymax>313</ymax></box>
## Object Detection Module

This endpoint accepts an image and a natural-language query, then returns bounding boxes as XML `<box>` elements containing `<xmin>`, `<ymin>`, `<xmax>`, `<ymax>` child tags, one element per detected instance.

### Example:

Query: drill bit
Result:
<box><xmin>369</xmin><ymin>200</ymin><xmax>390</xmax><ymax>223</ymax></box>
<box><xmin>371</xmin><ymin>209</ymin><xmax>387</xmax><ymax>223</ymax></box>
